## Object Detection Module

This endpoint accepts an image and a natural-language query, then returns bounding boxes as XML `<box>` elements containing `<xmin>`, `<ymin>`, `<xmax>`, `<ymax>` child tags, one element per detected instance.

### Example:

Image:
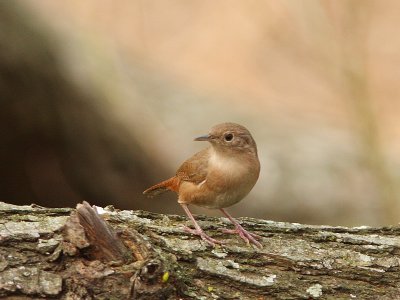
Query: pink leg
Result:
<box><xmin>181</xmin><ymin>204</ymin><xmax>223</xmax><ymax>246</ymax></box>
<box><xmin>220</xmin><ymin>209</ymin><xmax>263</xmax><ymax>248</ymax></box>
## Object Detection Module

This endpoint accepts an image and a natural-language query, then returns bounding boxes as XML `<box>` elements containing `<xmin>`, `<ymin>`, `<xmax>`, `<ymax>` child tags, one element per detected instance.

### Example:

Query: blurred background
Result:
<box><xmin>1</xmin><ymin>0</ymin><xmax>399</xmax><ymax>226</ymax></box>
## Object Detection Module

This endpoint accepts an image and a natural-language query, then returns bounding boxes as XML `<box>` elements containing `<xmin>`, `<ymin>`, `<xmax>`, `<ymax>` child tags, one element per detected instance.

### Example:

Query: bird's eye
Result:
<box><xmin>224</xmin><ymin>133</ymin><xmax>233</xmax><ymax>142</ymax></box>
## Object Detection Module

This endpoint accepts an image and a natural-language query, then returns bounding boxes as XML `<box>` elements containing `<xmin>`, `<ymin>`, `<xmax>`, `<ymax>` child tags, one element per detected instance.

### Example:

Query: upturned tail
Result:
<box><xmin>143</xmin><ymin>177</ymin><xmax>179</xmax><ymax>197</ymax></box>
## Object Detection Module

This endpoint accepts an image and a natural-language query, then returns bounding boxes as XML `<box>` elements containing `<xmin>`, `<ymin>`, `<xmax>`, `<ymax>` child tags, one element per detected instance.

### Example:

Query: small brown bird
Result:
<box><xmin>143</xmin><ymin>122</ymin><xmax>262</xmax><ymax>247</ymax></box>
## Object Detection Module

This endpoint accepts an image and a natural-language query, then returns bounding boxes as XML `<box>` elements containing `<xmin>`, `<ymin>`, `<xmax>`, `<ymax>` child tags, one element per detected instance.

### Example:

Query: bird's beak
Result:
<box><xmin>194</xmin><ymin>134</ymin><xmax>211</xmax><ymax>141</ymax></box>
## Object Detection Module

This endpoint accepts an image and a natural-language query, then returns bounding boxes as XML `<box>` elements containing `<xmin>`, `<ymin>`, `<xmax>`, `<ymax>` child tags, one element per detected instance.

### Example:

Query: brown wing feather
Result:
<box><xmin>143</xmin><ymin>148</ymin><xmax>210</xmax><ymax>198</ymax></box>
<box><xmin>176</xmin><ymin>148</ymin><xmax>209</xmax><ymax>184</ymax></box>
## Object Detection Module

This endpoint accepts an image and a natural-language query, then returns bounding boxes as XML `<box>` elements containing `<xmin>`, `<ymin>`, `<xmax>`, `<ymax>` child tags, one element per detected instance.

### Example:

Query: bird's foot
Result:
<box><xmin>183</xmin><ymin>226</ymin><xmax>224</xmax><ymax>246</ymax></box>
<box><xmin>221</xmin><ymin>225</ymin><xmax>263</xmax><ymax>248</ymax></box>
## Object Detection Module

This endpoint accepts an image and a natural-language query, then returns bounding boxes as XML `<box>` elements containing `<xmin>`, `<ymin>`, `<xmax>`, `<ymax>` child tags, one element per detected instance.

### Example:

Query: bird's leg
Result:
<box><xmin>220</xmin><ymin>208</ymin><xmax>263</xmax><ymax>248</ymax></box>
<box><xmin>180</xmin><ymin>204</ymin><xmax>223</xmax><ymax>246</ymax></box>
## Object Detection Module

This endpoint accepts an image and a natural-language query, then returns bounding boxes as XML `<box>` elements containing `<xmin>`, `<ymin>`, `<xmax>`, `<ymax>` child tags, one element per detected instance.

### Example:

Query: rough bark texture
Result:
<box><xmin>0</xmin><ymin>201</ymin><xmax>399</xmax><ymax>299</ymax></box>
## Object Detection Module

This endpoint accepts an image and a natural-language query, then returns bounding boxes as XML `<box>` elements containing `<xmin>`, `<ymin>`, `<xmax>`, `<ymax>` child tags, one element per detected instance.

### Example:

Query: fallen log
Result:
<box><xmin>0</xmin><ymin>201</ymin><xmax>399</xmax><ymax>299</ymax></box>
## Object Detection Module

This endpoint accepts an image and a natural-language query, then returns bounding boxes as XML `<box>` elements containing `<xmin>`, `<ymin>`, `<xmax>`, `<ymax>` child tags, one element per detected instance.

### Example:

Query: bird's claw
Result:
<box><xmin>183</xmin><ymin>226</ymin><xmax>224</xmax><ymax>246</ymax></box>
<box><xmin>221</xmin><ymin>226</ymin><xmax>263</xmax><ymax>248</ymax></box>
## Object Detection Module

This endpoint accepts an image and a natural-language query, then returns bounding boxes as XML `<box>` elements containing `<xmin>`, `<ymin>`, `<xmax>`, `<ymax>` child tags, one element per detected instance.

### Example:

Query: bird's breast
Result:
<box><xmin>179</xmin><ymin>151</ymin><xmax>260</xmax><ymax>209</ymax></box>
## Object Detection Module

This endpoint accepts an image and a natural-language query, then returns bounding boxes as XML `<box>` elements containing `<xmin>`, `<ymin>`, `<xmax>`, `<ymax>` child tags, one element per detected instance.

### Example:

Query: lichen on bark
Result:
<box><xmin>0</xmin><ymin>202</ymin><xmax>400</xmax><ymax>299</ymax></box>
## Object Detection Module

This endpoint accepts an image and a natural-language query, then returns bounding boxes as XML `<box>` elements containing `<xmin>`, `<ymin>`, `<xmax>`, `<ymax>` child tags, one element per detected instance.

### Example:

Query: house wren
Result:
<box><xmin>143</xmin><ymin>122</ymin><xmax>262</xmax><ymax>248</ymax></box>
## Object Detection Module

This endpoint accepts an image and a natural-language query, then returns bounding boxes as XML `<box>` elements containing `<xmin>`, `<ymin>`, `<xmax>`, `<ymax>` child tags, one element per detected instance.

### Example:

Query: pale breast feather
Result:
<box><xmin>209</xmin><ymin>151</ymin><xmax>248</xmax><ymax>178</ymax></box>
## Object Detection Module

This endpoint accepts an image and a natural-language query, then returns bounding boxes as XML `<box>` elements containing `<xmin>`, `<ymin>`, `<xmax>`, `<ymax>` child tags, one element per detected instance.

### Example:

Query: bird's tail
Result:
<box><xmin>143</xmin><ymin>177</ymin><xmax>179</xmax><ymax>197</ymax></box>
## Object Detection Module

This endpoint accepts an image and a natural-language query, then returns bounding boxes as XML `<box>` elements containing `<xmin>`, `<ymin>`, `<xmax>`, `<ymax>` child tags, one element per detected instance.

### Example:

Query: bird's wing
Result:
<box><xmin>176</xmin><ymin>148</ymin><xmax>209</xmax><ymax>184</ymax></box>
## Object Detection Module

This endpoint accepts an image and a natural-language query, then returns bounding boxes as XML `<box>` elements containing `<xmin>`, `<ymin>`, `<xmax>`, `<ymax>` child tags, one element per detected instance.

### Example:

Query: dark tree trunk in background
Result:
<box><xmin>0</xmin><ymin>202</ymin><xmax>399</xmax><ymax>299</ymax></box>
<box><xmin>0</xmin><ymin>2</ymin><xmax>165</xmax><ymax>209</ymax></box>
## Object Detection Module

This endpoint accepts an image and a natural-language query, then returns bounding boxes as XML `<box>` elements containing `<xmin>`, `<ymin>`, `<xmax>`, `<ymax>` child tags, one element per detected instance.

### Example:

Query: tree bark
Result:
<box><xmin>0</xmin><ymin>201</ymin><xmax>399</xmax><ymax>299</ymax></box>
